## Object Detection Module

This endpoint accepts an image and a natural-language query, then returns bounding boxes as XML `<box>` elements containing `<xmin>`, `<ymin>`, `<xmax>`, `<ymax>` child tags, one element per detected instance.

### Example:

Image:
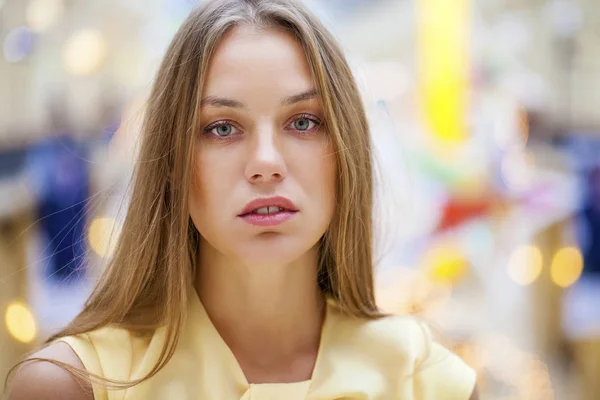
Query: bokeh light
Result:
<box><xmin>26</xmin><ymin>0</ymin><xmax>64</xmax><ymax>33</ymax></box>
<box><xmin>3</xmin><ymin>26</ymin><xmax>34</xmax><ymax>63</ymax></box>
<box><xmin>551</xmin><ymin>246</ymin><xmax>583</xmax><ymax>288</ymax></box>
<box><xmin>418</xmin><ymin>0</ymin><xmax>470</xmax><ymax>144</ymax></box>
<box><xmin>424</xmin><ymin>243</ymin><xmax>468</xmax><ymax>284</ymax></box>
<box><xmin>469</xmin><ymin>333</ymin><xmax>554</xmax><ymax>398</ymax></box>
<box><xmin>5</xmin><ymin>301</ymin><xmax>37</xmax><ymax>344</ymax></box>
<box><xmin>507</xmin><ymin>245</ymin><xmax>543</xmax><ymax>286</ymax></box>
<box><xmin>88</xmin><ymin>217</ymin><xmax>118</xmax><ymax>258</ymax></box>
<box><xmin>62</xmin><ymin>29</ymin><xmax>107</xmax><ymax>76</ymax></box>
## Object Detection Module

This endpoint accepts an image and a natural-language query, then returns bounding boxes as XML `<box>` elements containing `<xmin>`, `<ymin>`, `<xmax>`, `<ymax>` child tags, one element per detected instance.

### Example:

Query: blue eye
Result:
<box><xmin>293</xmin><ymin>118</ymin><xmax>315</xmax><ymax>131</ymax></box>
<box><xmin>205</xmin><ymin>122</ymin><xmax>240</xmax><ymax>138</ymax></box>
<box><xmin>215</xmin><ymin>124</ymin><xmax>233</xmax><ymax>136</ymax></box>
<box><xmin>288</xmin><ymin>115</ymin><xmax>321</xmax><ymax>133</ymax></box>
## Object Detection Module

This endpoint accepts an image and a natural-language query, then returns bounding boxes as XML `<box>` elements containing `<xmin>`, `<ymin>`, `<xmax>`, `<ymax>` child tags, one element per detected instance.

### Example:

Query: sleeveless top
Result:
<box><xmin>59</xmin><ymin>293</ymin><xmax>476</xmax><ymax>400</ymax></box>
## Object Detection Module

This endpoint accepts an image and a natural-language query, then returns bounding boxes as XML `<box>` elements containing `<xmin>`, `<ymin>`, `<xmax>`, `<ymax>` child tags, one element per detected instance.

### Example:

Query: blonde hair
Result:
<box><xmin>9</xmin><ymin>0</ymin><xmax>383</xmax><ymax>391</ymax></box>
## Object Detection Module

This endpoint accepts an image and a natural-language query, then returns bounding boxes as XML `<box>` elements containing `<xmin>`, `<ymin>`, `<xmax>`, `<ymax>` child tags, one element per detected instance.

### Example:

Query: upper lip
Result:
<box><xmin>238</xmin><ymin>196</ymin><xmax>298</xmax><ymax>216</ymax></box>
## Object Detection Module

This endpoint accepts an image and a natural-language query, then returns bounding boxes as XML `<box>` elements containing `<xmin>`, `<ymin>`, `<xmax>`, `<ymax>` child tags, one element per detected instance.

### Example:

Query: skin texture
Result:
<box><xmin>192</xmin><ymin>25</ymin><xmax>336</xmax><ymax>383</ymax></box>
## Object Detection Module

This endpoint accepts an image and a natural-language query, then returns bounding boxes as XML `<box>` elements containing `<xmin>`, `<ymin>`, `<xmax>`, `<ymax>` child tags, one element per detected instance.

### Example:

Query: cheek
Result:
<box><xmin>190</xmin><ymin>147</ymin><xmax>225</xmax><ymax>205</ymax></box>
<box><xmin>189</xmin><ymin>145</ymin><xmax>243</xmax><ymax>230</ymax></box>
<box><xmin>302</xmin><ymin>141</ymin><xmax>336</xmax><ymax>216</ymax></box>
<box><xmin>188</xmin><ymin>151</ymin><xmax>222</xmax><ymax>228</ymax></box>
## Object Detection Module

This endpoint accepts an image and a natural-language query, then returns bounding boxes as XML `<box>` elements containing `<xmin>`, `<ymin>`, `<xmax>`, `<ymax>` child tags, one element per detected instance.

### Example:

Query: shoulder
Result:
<box><xmin>7</xmin><ymin>326</ymin><xmax>146</xmax><ymax>400</ymax></box>
<box><xmin>61</xmin><ymin>326</ymin><xmax>148</xmax><ymax>384</ymax></box>
<box><xmin>328</xmin><ymin>310</ymin><xmax>477</xmax><ymax>399</ymax></box>
<box><xmin>328</xmin><ymin>309</ymin><xmax>433</xmax><ymax>363</ymax></box>
<box><xmin>5</xmin><ymin>341</ymin><xmax>93</xmax><ymax>400</ymax></box>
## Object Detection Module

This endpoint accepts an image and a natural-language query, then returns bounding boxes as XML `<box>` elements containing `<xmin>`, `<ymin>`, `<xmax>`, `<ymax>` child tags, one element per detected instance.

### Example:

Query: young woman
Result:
<box><xmin>7</xmin><ymin>0</ymin><xmax>477</xmax><ymax>398</ymax></box>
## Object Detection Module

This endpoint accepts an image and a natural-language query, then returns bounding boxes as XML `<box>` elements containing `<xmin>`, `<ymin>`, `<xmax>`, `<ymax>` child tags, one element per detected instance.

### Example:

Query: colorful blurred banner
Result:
<box><xmin>418</xmin><ymin>0</ymin><xmax>470</xmax><ymax>144</ymax></box>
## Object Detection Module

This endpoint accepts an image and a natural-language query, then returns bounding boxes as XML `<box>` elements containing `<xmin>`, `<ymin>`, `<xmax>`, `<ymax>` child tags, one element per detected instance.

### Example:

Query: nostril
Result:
<box><xmin>270</xmin><ymin>173</ymin><xmax>284</xmax><ymax>181</ymax></box>
<box><xmin>246</xmin><ymin>170</ymin><xmax>285</xmax><ymax>183</ymax></box>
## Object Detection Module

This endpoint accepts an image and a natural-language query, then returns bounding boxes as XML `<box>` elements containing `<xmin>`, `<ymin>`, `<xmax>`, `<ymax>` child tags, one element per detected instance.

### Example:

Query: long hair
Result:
<box><xmin>9</xmin><ymin>0</ymin><xmax>382</xmax><ymax>390</ymax></box>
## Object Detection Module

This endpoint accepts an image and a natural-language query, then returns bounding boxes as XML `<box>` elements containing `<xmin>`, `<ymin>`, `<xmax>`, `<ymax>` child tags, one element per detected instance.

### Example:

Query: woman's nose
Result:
<box><xmin>244</xmin><ymin>127</ymin><xmax>287</xmax><ymax>184</ymax></box>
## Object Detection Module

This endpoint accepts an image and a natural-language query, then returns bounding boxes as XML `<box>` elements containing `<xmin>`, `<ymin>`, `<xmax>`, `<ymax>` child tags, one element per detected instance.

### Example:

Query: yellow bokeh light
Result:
<box><xmin>425</xmin><ymin>244</ymin><xmax>468</xmax><ymax>284</ymax></box>
<box><xmin>418</xmin><ymin>0</ymin><xmax>470</xmax><ymax>144</ymax></box>
<box><xmin>88</xmin><ymin>217</ymin><xmax>118</xmax><ymax>258</ymax></box>
<box><xmin>551</xmin><ymin>247</ymin><xmax>583</xmax><ymax>288</ymax></box>
<box><xmin>5</xmin><ymin>301</ymin><xmax>37</xmax><ymax>343</ymax></box>
<box><xmin>62</xmin><ymin>29</ymin><xmax>107</xmax><ymax>76</ymax></box>
<box><xmin>26</xmin><ymin>0</ymin><xmax>64</xmax><ymax>33</ymax></box>
<box><xmin>508</xmin><ymin>245</ymin><xmax>543</xmax><ymax>286</ymax></box>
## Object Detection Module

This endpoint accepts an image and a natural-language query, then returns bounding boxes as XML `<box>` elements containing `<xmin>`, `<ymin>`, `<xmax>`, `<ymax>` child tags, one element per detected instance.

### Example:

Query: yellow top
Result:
<box><xmin>60</xmin><ymin>293</ymin><xmax>476</xmax><ymax>400</ymax></box>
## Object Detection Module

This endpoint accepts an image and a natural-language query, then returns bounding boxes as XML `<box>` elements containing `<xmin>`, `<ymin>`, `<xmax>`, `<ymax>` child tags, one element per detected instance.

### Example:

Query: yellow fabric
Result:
<box><xmin>59</xmin><ymin>293</ymin><xmax>476</xmax><ymax>400</ymax></box>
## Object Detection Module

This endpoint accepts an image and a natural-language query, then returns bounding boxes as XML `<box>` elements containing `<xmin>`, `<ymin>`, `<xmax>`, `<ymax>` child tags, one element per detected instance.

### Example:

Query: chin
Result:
<box><xmin>233</xmin><ymin>235</ymin><xmax>317</xmax><ymax>268</ymax></box>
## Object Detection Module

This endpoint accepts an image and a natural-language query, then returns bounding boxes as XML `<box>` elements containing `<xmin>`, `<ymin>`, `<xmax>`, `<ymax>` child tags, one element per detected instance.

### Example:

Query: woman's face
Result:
<box><xmin>189</xmin><ymin>25</ymin><xmax>336</xmax><ymax>268</ymax></box>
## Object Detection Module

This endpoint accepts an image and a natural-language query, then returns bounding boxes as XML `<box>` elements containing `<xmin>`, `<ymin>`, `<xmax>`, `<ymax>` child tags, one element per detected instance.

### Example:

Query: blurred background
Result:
<box><xmin>0</xmin><ymin>0</ymin><xmax>599</xmax><ymax>398</ymax></box>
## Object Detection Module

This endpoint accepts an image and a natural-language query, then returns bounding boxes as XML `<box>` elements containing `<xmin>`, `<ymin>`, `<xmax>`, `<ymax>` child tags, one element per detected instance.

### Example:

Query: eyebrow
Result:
<box><xmin>200</xmin><ymin>89</ymin><xmax>318</xmax><ymax>110</ymax></box>
<box><xmin>281</xmin><ymin>89</ymin><xmax>318</xmax><ymax>106</ymax></box>
<box><xmin>200</xmin><ymin>96</ymin><xmax>246</xmax><ymax>109</ymax></box>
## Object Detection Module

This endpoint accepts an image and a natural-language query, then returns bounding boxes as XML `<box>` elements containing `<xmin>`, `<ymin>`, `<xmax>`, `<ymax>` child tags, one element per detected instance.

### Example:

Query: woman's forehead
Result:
<box><xmin>202</xmin><ymin>25</ymin><xmax>315</xmax><ymax>99</ymax></box>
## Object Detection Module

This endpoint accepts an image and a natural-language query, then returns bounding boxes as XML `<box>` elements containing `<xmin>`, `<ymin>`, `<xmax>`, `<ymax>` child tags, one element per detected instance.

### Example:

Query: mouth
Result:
<box><xmin>238</xmin><ymin>196</ymin><xmax>299</xmax><ymax>227</ymax></box>
<box><xmin>243</xmin><ymin>206</ymin><xmax>294</xmax><ymax>216</ymax></box>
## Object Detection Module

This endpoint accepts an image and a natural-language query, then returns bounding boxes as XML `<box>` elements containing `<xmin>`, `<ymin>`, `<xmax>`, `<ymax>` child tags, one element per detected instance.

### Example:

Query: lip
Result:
<box><xmin>238</xmin><ymin>196</ymin><xmax>299</xmax><ymax>227</ymax></box>
<box><xmin>238</xmin><ymin>196</ymin><xmax>299</xmax><ymax>216</ymax></box>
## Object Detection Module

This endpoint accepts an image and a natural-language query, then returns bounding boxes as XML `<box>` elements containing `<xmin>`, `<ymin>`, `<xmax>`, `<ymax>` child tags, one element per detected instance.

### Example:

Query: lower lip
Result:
<box><xmin>239</xmin><ymin>211</ymin><xmax>297</xmax><ymax>227</ymax></box>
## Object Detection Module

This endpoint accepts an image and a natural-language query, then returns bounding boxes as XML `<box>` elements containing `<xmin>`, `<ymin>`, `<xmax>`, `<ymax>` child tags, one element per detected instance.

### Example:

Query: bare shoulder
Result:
<box><xmin>5</xmin><ymin>341</ymin><xmax>93</xmax><ymax>400</ymax></box>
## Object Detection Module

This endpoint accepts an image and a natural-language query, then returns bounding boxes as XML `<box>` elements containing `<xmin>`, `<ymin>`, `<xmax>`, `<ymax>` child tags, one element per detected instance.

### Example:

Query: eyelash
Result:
<box><xmin>203</xmin><ymin>114</ymin><xmax>323</xmax><ymax>141</ymax></box>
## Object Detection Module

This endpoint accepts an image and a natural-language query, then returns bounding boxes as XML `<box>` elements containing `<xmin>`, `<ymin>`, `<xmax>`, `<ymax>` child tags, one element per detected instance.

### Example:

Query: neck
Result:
<box><xmin>195</xmin><ymin>239</ymin><xmax>326</xmax><ymax>382</ymax></box>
